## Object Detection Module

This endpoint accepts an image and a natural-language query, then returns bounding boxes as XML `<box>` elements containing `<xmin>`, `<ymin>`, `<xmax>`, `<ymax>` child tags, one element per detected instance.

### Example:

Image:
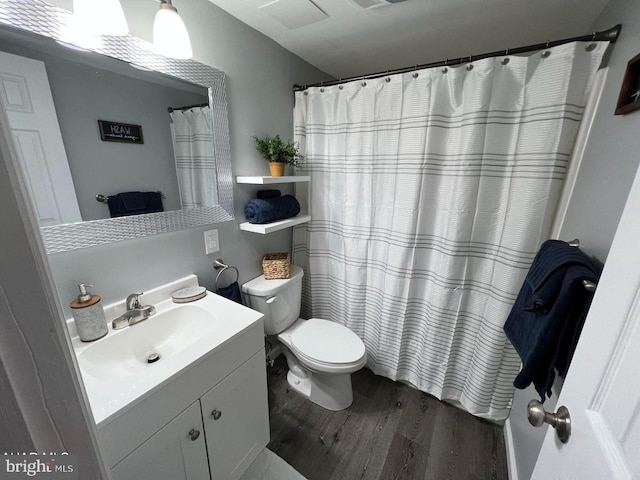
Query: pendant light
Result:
<box><xmin>72</xmin><ymin>0</ymin><xmax>129</xmax><ymax>37</ymax></box>
<box><xmin>153</xmin><ymin>0</ymin><xmax>193</xmax><ymax>60</ymax></box>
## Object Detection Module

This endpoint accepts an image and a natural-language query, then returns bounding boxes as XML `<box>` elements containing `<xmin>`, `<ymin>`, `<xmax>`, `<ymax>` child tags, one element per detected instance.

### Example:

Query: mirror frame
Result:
<box><xmin>0</xmin><ymin>0</ymin><xmax>234</xmax><ymax>254</ymax></box>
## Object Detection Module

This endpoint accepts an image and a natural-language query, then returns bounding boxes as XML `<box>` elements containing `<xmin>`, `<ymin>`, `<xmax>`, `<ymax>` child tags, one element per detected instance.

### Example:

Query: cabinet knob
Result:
<box><xmin>188</xmin><ymin>428</ymin><xmax>200</xmax><ymax>441</ymax></box>
<box><xmin>211</xmin><ymin>409</ymin><xmax>222</xmax><ymax>421</ymax></box>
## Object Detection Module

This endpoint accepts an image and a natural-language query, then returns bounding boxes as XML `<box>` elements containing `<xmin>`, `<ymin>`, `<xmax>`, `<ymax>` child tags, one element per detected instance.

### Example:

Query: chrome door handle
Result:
<box><xmin>527</xmin><ymin>399</ymin><xmax>571</xmax><ymax>443</ymax></box>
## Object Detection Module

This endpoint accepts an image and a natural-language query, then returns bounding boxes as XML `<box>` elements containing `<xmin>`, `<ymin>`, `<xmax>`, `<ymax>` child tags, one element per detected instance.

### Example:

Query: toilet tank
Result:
<box><xmin>241</xmin><ymin>265</ymin><xmax>304</xmax><ymax>335</ymax></box>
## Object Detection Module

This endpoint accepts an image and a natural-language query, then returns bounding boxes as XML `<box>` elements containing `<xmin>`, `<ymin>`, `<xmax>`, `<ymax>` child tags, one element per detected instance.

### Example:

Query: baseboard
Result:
<box><xmin>504</xmin><ymin>418</ymin><xmax>519</xmax><ymax>480</ymax></box>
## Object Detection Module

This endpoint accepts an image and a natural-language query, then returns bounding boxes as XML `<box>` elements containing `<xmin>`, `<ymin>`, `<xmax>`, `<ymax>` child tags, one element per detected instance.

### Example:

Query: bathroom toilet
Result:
<box><xmin>242</xmin><ymin>265</ymin><xmax>366</xmax><ymax>411</ymax></box>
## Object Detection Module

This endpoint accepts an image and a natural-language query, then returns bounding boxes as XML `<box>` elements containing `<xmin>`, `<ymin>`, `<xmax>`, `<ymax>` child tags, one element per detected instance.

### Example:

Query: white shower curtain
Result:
<box><xmin>293</xmin><ymin>42</ymin><xmax>607</xmax><ymax>420</ymax></box>
<box><xmin>170</xmin><ymin>106</ymin><xmax>217</xmax><ymax>209</ymax></box>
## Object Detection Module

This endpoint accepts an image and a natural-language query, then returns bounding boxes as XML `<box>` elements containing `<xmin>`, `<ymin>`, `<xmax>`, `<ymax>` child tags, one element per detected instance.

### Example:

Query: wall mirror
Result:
<box><xmin>0</xmin><ymin>0</ymin><xmax>234</xmax><ymax>254</ymax></box>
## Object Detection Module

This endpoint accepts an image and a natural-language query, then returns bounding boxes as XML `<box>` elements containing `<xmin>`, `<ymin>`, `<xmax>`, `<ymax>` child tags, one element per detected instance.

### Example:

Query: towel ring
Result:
<box><xmin>213</xmin><ymin>258</ymin><xmax>239</xmax><ymax>290</ymax></box>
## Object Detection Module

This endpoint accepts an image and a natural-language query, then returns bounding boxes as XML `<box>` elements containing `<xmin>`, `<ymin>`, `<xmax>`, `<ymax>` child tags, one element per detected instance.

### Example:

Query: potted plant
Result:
<box><xmin>252</xmin><ymin>134</ymin><xmax>303</xmax><ymax>176</ymax></box>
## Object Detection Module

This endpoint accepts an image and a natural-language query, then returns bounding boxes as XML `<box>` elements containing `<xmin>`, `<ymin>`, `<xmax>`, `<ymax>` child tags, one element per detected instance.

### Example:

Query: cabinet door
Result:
<box><xmin>111</xmin><ymin>401</ymin><xmax>209</xmax><ymax>480</ymax></box>
<box><xmin>201</xmin><ymin>350</ymin><xmax>270</xmax><ymax>480</ymax></box>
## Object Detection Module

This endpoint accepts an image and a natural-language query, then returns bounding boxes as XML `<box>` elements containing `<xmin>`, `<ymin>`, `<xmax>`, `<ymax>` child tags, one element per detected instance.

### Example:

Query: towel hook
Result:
<box><xmin>565</xmin><ymin>238</ymin><xmax>597</xmax><ymax>292</ymax></box>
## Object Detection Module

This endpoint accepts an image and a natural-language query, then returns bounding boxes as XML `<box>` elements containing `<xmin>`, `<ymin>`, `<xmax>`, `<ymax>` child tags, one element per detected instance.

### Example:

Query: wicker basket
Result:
<box><xmin>262</xmin><ymin>252</ymin><xmax>291</xmax><ymax>279</ymax></box>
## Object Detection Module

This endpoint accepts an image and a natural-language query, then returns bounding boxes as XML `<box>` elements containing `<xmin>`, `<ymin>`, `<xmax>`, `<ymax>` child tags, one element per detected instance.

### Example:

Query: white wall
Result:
<box><xmin>507</xmin><ymin>1</ymin><xmax>640</xmax><ymax>478</ymax></box>
<box><xmin>43</xmin><ymin>0</ymin><xmax>331</xmax><ymax>318</ymax></box>
<box><xmin>558</xmin><ymin>1</ymin><xmax>640</xmax><ymax>261</ymax></box>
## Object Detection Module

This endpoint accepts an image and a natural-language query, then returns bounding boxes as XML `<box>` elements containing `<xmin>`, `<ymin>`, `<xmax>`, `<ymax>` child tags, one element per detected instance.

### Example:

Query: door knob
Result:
<box><xmin>527</xmin><ymin>399</ymin><xmax>571</xmax><ymax>443</ymax></box>
<box><xmin>211</xmin><ymin>409</ymin><xmax>222</xmax><ymax>420</ymax></box>
<box><xmin>188</xmin><ymin>428</ymin><xmax>200</xmax><ymax>441</ymax></box>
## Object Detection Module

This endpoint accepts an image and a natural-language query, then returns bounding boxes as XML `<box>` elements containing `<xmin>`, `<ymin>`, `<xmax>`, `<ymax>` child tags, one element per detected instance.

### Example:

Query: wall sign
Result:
<box><xmin>615</xmin><ymin>52</ymin><xmax>640</xmax><ymax>115</ymax></box>
<box><xmin>98</xmin><ymin>120</ymin><xmax>144</xmax><ymax>144</ymax></box>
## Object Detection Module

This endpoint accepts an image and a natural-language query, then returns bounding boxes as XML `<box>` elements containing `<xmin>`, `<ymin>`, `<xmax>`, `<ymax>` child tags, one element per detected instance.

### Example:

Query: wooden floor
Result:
<box><xmin>266</xmin><ymin>357</ymin><xmax>508</xmax><ymax>480</ymax></box>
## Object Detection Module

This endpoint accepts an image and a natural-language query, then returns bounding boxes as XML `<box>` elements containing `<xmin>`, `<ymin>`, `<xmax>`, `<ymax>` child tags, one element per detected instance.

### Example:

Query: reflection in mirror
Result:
<box><xmin>0</xmin><ymin>36</ymin><xmax>210</xmax><ymax>222</ymax></box>
<box><xmin>0</xmin><ymin>0</ymin><xmax>234</xmax><ymax>254</ymax></box>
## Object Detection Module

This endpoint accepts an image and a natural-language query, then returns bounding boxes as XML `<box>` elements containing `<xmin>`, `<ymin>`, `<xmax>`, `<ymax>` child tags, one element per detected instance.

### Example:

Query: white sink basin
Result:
<box><xmin>78</xmin><ymin>304</ymin><xmax>218</xmax><ymax>380</ymax></box>
<box><xmin>69</xmin><ymin>275</ymin><xmax>264</xmax><ymax>426</ymax></box>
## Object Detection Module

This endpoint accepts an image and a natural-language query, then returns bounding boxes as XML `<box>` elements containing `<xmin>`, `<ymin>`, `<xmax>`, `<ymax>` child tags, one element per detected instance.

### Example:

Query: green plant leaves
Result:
<box><xmin>252</xmin><ymin>134</ymin><xmax>303</xmax><ymax>167</ymax></box>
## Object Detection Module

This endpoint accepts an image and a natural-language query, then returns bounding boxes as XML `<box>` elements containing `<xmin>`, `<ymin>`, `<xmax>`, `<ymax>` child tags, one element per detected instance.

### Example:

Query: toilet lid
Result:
<box><xmin>290</xmin><ymin>318</ymin><xmax>365</xmax><ymax>365</ymax></box>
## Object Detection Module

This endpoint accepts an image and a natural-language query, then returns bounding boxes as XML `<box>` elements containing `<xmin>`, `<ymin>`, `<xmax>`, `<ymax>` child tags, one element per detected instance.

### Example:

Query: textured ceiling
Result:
<box><xmin>206</xmin><ymin>0</ymin><xmax>610</xmax><ymax>79</ymax></box>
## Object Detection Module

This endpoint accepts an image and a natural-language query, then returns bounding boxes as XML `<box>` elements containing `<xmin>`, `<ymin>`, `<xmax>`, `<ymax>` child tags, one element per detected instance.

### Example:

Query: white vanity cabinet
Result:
<box><xmin>98</xmin><ymin>316</ymin><xmax>269</xmax><ymax>480</ymax></box>
<box><xmin>202</xmin><ymin>350</ymin><xmax>270</xmax><ymax>480</ymax></box>
<box><xmin>110</xmin><ymin>401</ymin><xmax>209</xmax><ymax>480</ymax></box>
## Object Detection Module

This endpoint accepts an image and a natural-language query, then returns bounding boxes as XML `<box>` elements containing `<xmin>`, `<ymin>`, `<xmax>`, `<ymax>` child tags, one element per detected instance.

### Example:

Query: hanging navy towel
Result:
<box><xmin>503</xmin><ymin>240</ymin><xmax>599</xmax><ymax>401</ymax></box>
<box><xmin>107</xmin><ymin>191</ymin><xmax>164</xmax><ymax>218</ymax></box>
<box><xmin>244</xmin><ymin>195</ymin><xmax>300</xmax><ymax>224</ymax></box>
<box><xmin>216</xmin><ymin>281</ymin><xmax>243</xmax><ymax>304</ymax></box>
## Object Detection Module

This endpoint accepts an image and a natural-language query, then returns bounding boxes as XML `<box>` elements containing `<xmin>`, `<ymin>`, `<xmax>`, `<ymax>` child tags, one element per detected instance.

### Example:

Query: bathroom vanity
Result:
<box><xmin>69</xmin><ymin>276</ymin><xmax>269</xmax><ymax>480</ymax></box>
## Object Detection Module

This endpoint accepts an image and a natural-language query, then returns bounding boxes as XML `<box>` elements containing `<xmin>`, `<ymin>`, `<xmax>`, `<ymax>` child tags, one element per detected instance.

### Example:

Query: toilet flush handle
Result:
<box><xmin>266</xmin><ymin>296</ymin><xmax>277</xmax><ymax>304</ymax></box>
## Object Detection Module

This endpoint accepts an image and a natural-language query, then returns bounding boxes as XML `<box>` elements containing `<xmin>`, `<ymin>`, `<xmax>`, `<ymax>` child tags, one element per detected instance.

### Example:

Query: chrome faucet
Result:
<box><xmin>126</xmin><ymin>292</ymin><xmax>143</xmax><ymax>310</ymax></box>
<box><xmin>112</xmin><ymin>292</ymin><xmax>156</xmax><ymax>330</ymax></box>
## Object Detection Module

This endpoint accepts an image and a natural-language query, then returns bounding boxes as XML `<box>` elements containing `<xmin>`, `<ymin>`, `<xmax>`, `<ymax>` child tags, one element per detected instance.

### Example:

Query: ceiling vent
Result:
<box><xmin>344</xmin><ymin>0</ymin><xmax>407</xmax><ymax>9</ymax></box>
<box><xmin>259</xmin><ymin>0</ymin><xmax>328</xmax><ymax>29</ymax></box>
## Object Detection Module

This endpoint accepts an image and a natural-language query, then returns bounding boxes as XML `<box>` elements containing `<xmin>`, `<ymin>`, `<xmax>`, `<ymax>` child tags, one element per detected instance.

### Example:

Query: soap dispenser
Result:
<box><xmin>70</xmin><ymin>284</ymin><xmax>108</xmax><ymax>342</ymax></box>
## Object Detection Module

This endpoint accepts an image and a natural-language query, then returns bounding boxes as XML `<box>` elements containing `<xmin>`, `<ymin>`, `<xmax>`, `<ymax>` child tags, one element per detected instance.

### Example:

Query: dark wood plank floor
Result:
<box><xmin>266</xmin><ymin>357</ymin><xmax>508</xmax><ymax>480</ymax></box>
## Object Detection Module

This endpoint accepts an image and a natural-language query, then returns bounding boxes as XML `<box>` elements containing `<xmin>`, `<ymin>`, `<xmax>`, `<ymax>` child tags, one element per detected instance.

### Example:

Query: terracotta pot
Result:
<box><xmin>269</xmin><ymin>162</ymin><xmax>286</xmax><ymax>176</ymax></box>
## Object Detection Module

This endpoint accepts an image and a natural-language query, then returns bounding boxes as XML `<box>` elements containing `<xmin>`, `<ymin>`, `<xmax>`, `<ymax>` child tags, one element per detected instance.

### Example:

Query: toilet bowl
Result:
<box><xmin>242</xmin><ymin>266</ymin><xmax>366</xmax><ymax>411</ymax></box>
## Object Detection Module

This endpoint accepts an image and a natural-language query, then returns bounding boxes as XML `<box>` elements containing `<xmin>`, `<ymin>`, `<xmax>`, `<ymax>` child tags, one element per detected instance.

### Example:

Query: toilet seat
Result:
<box><xmin>288</xmin><ymin>318</ymin><xmax>366</xmax><ymax>369</ymax></box>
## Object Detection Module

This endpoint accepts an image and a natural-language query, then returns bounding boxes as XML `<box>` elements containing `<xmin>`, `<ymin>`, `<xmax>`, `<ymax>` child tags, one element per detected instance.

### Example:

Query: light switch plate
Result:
<box><xmin>204</xmin><ymin>229</ymin><xmax>219</xmax><ymax>254</ymax></box>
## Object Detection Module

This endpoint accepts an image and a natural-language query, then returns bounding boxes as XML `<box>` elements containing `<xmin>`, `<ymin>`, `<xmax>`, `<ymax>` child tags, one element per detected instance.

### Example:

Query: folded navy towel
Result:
<box><xmin>257</xmin><ymin>189</ymin><xmax>281</xmax><ymax>199</ymax></box>
<box><xmin>244</xmin><ymin>195</ymin><xmax>300</xmax><ymax>224</ymax></box>
<box><xmin>107</xmin><ymin>191</ymin><xmax>163</xmax><ymax>218</ymax></box>
<box><xmin>504</xmin><ymin>240</ymin><xmax>599</xmax><ymax>400</ymax></box>
<box><xmin>216</xmin><ymin>281</ymin><xmax>243</xmax><ymax>304</ymax></box>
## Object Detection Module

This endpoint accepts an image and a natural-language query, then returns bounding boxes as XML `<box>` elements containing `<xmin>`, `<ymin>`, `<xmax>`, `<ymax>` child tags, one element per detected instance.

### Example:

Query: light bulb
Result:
<box><xmin>153</xmin><ymin>1</ymin><xmax>193</xmax><ymax>60</ymax></box>
<box><xmin>73</xmin><ymin>0</ymin><xmax>129</xmax><ymax>37</ymax></box>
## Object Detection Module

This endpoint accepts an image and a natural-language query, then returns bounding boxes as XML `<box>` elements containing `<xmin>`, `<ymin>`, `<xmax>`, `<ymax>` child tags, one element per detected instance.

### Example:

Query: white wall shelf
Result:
<box><xmin>236</xmin><ymin>175</ymin><xmax>310</xmax><ymax>185</ymax></box>
<box><xmin>238</xmin><ymin>175</ymin><xmax>311</xmax><ymax>234</ymax></box>
<box><xmin>239</xmin><ymin>215</ymin><xmax>311</xmax><ymax>234</ymax></box>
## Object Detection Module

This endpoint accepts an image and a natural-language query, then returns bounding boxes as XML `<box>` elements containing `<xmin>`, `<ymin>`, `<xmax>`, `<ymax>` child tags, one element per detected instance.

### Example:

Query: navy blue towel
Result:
<box><xmin>244</xmin><ymin>195</ymin><xmax>300</xmax><ymax>224</ymax></box>
<box><xmin>257</xmin><ymin>189</ymin><xmax>281</xmax><ymax>199</ymax></box>
<box><xmin>504</xmin><ymin>240</ymin><xmax>599</xmax><ymax>400</ymax></box>
<box><xmin>216</xmin><ymin>281</ymin><xmax>243</xmax><ymax>304</ymax></box>
<box><xmin>107</xmin><ymin>191</ymin><xmax>163</xmax><ymax>218</ymax></box>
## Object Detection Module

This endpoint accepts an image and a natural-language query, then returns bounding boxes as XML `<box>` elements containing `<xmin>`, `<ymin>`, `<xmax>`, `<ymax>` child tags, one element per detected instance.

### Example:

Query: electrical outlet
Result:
<box><xmin>204</xmin><ymin>229</ymin><xmax>219</xmax><ymax>254</ymax></box>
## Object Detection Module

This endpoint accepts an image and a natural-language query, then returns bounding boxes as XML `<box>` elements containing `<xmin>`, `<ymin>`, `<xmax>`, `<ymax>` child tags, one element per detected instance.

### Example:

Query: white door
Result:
<box><xmin>0</xmin><ymin>51</ymin><xmax>81</xmax><ymax>226</ymax></box>
<box><xmin>531</xmin><ymin>163</ymin><xmax>640</xmax><ymax>479</ymax></box>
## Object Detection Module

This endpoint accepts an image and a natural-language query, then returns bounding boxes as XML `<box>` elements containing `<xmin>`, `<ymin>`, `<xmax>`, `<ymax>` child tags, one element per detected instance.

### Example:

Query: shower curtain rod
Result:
<box><xmin>293</xmin><ymin>24</ymin><xmax>621</xmax><ymax>92</ymax></box>
<box><xmin>167</xmin><ymin>102</ymin><xmax>208</xmax><ymax>113</ymax></box>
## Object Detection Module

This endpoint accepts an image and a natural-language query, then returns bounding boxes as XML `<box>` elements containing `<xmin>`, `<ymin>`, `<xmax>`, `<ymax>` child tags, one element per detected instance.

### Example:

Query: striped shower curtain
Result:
<box><xmin>170</xmin><ymin>106</ymin><xmax>217</xmax><ymax>209</ymax></box>
<box><xmin>293</xmin><ymin>42</ymin><xmax>607</xmax><ymax>420</ymax></box>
